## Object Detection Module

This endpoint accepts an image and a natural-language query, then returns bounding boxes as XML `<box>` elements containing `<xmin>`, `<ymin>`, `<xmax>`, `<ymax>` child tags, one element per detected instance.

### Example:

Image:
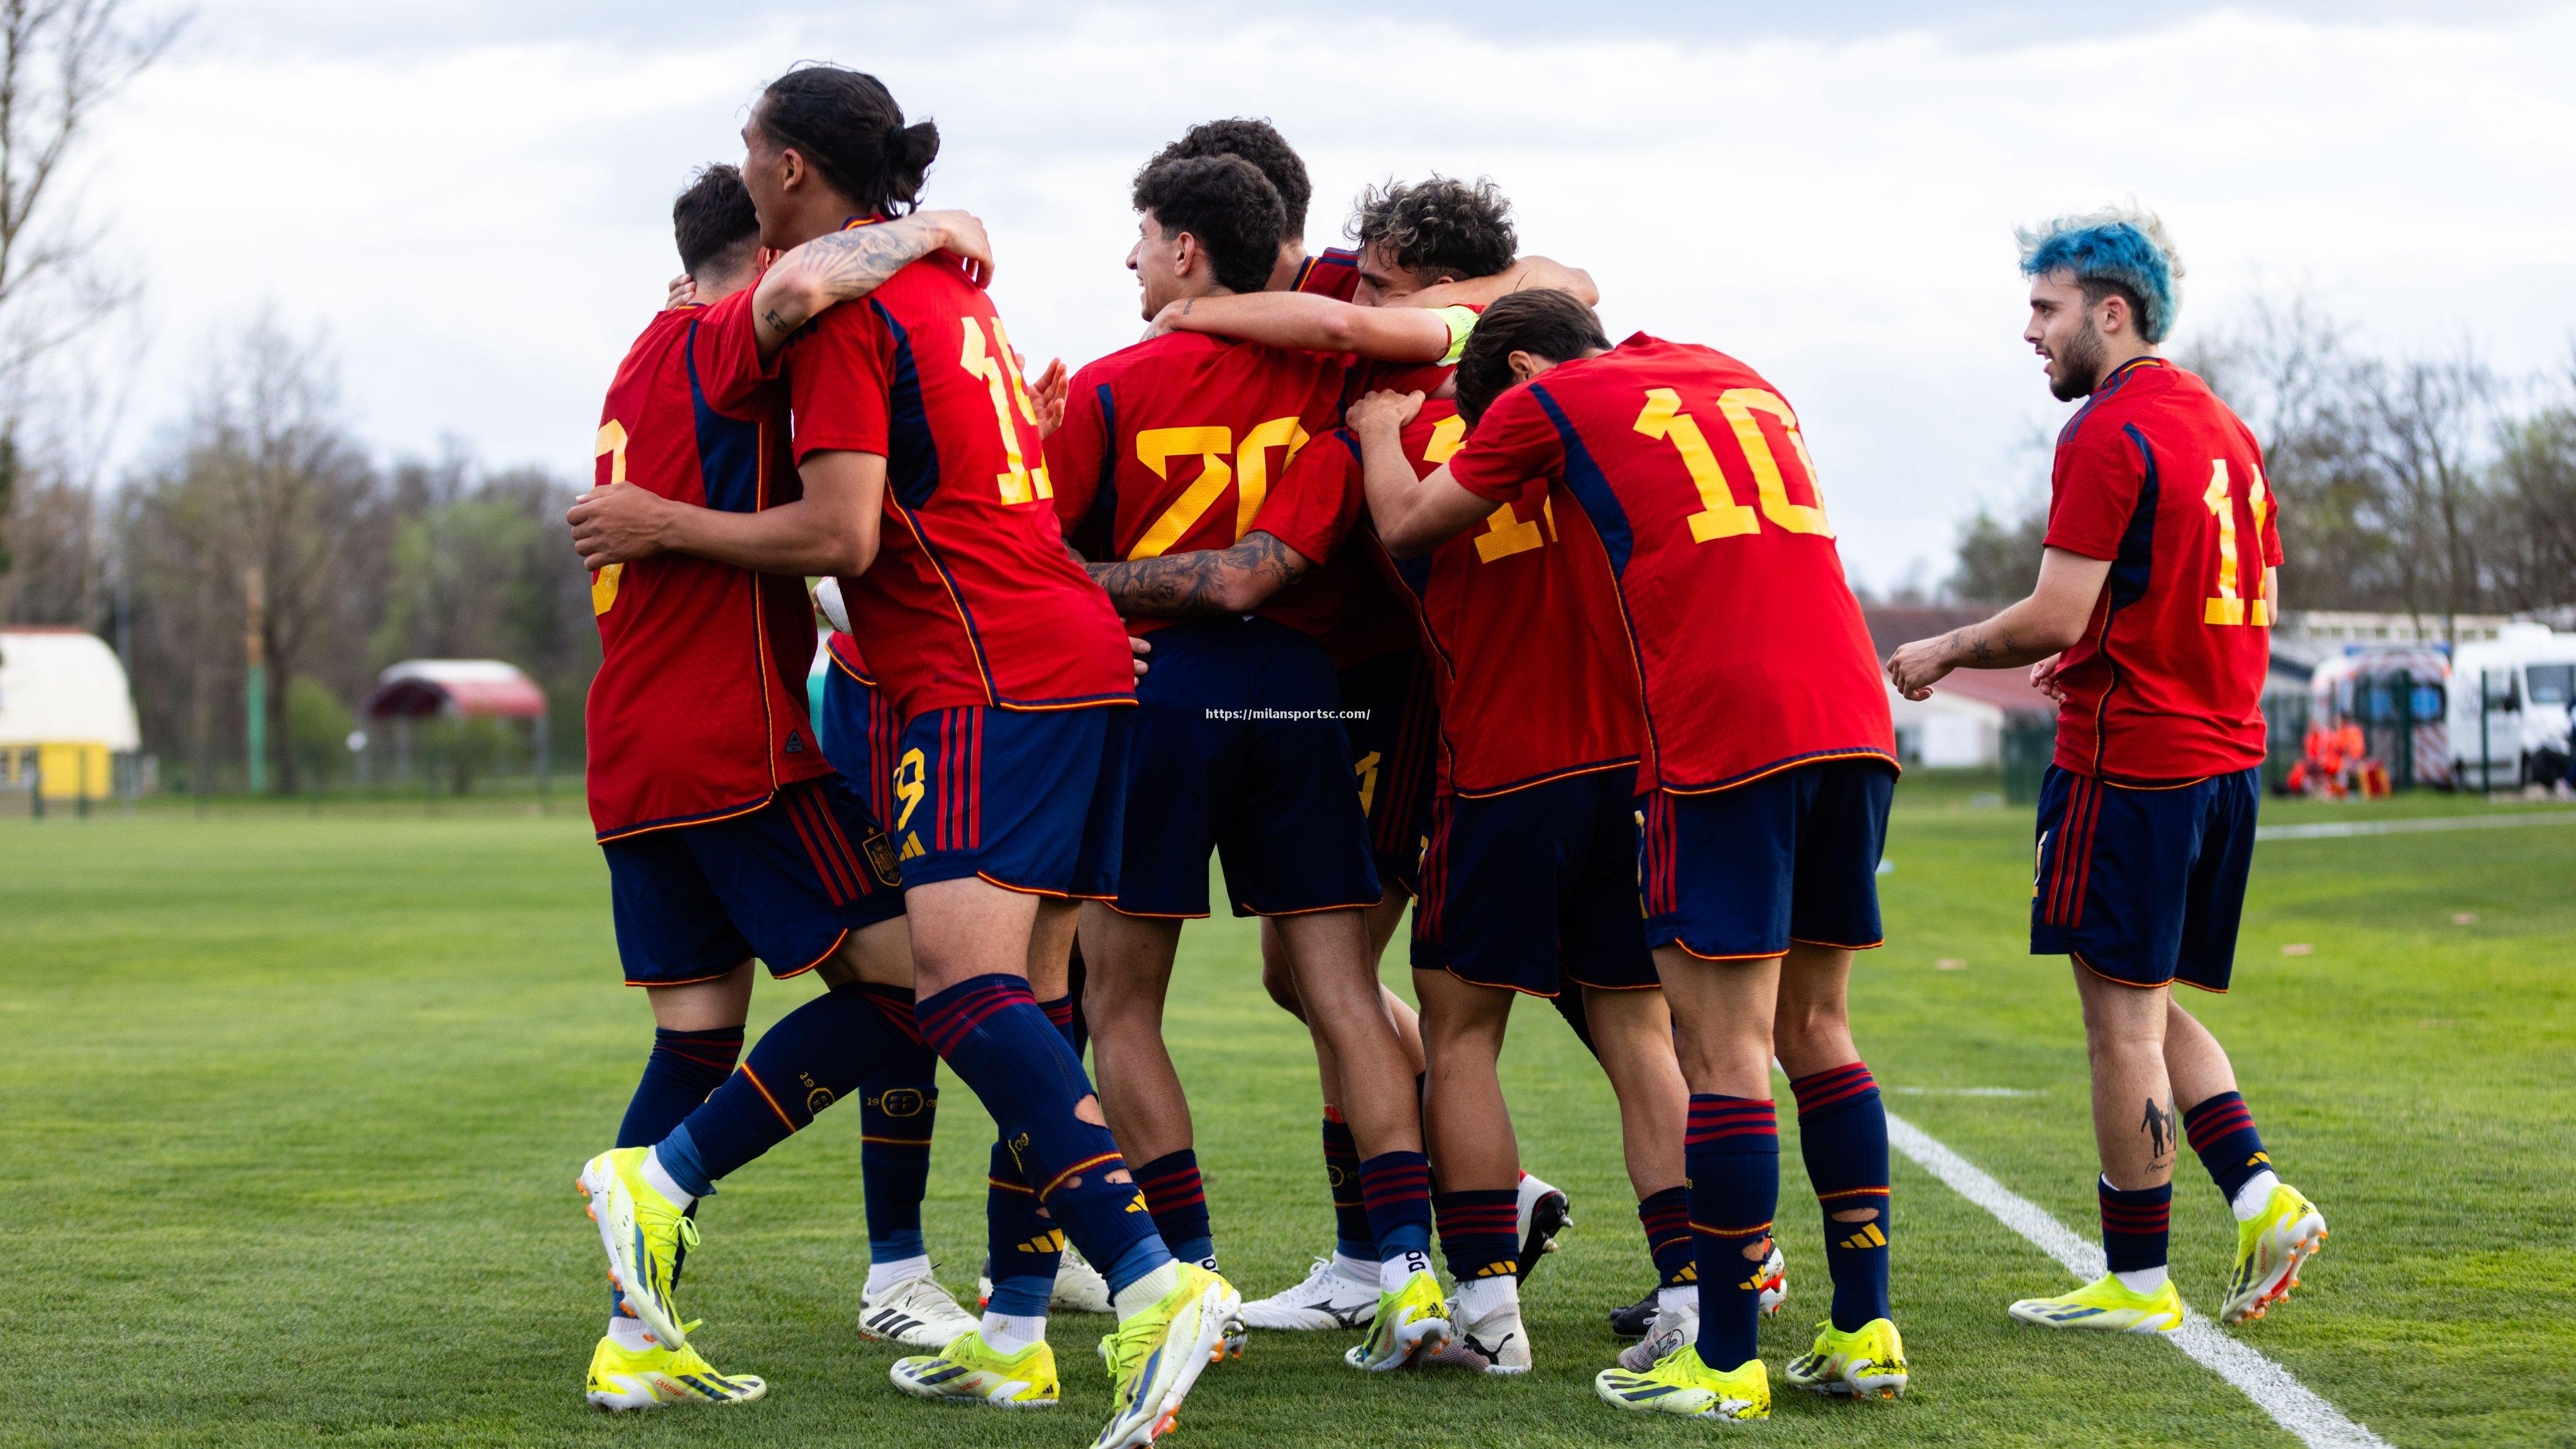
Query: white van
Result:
<box><xmin>2446</xmin><ymin>623</ymin><xmax>2576</xmax><ymax>789</ymax></box>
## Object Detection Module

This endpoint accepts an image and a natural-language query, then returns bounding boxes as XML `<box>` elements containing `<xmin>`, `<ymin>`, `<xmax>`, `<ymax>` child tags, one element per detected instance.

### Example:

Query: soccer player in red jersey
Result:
<box><xmin>561</xmin><ymin>165</ymin><xmax>1015</xmax><ymax>1409</ymax></box>
<box><xmin>1887</xmin><ymin>208</ymin><xmax>2325</xmax><ymax>1336</ymax></box>
<box><xmin>1352</xmin><ymin>290</ymin><xmax>1906</xmax><ymax>1419</ymax></box>
<box><xmin>1047</xmin><ymin>153</ymin><xmax>1460</xmax><ymax>1372</ymax></box>
<box><xmin>1098</xmin><ymin>180</ymin><xmax>1696</xmax><ymax>1370</ymax></box>
<box><xmin>582</xmin><ymin>70</ymin><xmax>1228</xmax><ymax>1443</ymax></box>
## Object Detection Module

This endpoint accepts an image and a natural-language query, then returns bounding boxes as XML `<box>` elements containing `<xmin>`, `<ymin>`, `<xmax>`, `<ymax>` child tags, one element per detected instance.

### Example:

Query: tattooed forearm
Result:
<box><xmin>755</xmin><ymin>218</ymin><xmax>939</xmax><ymax>350</ymax></box>
<box><xmin>1089</xmin><ymin>532</ymin><xmax>1304</xmax><ymax>618</ymax></box>
<box><xmin>2140</xmin><ymin>1096</ymin><xmax>2177</xmax><ymax>1169</ymax></box>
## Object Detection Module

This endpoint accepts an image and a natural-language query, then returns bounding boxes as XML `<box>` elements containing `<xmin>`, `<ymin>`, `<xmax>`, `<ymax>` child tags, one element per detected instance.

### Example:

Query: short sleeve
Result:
<box><xmin>2257</xmin><ymin>458</ymin><xmax>2285</xmax><ymax>568</ymax></box>
<box><xmin>1253</xmin><ymin>430</ymin><xmax>1363</xmax><ymax>565</ymax></box>
<box><xmin>2042</xmin><ymin>423</ymin><xmax>2144</xmax><ymax>561</ymax></box>
<box><xmin>686</xmin><ymin>289</ymin><xmax>779</xmax><ymax>416</ymax></box>
<box><xmin>1044</xmin><ymin>369</ymin><xmax>1114</xmax><ymax>535</ymax></box>
<box><xmin>1446</xmin><ymin>384</ymin><xmax>1563</xmax><ymax>503</ymax></box>
<box><xmin>784</xmin><ymin>306</ymin><xmax>891</xmax><ymax>462</ymax></box>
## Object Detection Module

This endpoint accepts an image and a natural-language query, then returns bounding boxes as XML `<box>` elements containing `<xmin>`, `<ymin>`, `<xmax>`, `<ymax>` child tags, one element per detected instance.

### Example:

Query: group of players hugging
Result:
<box><xmin>562</xmin><ymin>63</ymin><xmax>2332</xmax><ymax>1445</ymax></box>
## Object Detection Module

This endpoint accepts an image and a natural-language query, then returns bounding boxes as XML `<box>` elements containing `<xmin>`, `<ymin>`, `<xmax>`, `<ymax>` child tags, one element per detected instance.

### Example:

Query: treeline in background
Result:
<box><xmin>1945</xmin><ymin>300</ymin><xmax>2576</xmax><ymax>628</ymax></box>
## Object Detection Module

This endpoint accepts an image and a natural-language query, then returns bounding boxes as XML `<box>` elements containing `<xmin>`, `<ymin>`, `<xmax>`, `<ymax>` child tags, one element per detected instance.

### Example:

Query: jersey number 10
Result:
<box><xmin>1634</xmin><ymin>387</ymin><xmax>1833</xmax><ymax>543</ymax></box>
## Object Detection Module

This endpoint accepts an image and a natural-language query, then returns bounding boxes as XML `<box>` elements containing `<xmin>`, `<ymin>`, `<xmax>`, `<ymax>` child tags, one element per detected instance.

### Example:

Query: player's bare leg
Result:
<box><xmin>1584</xmin><ymin>987</ymin><xmax>1688</xmax><ymax>1200</ymax></box>
<box><xmin>2162</xmin><ymin>996</ymin><xmax>2238</xmax><ymax>1108</ymax></box>
<box><xmin>1077</xmin><ymin>906</ymin><xmax>1194</xmax><ymax>1168</ymax></box>
<box><xmin>1277</xmin><ymin>908</ymin><xmax>1448</xmax><ymax>1367</ymax></box>
<box><xmin>1414</xmin><ymin>970</ymin><xmax>1518</xmax><ymax>1189</ymax></box>
<box><xmin>644</xmin><ymin>961</ymin><xmax>755</xmax><ymax>1033</ymax></box>
<box><xmin>2075</xmin><ymin>970</ymin><xmax>2177</xmax><ymax>1192</ymax></box>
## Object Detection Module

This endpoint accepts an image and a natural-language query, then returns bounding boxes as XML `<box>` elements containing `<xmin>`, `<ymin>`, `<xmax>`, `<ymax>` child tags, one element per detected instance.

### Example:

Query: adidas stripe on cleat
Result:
<box><xmin>1784</xmin><ymin>1316</ymin><xmax>1908</xmax><ymax>1399</ymax></box>
<box><xmin>1091</xmin><ymin>1263</ymin><xmax>1237</xmax><ymax>1449</ymax></box>
<box><xmin>2221</xmin><ymin>1180</ymin><xmax>2327</xmax><ymax>1325</ymax></box>
<box><xmin>2009</xmin><ymin>1272</ymin><xmax>2185</xmax><ymax>1333</ymax></box>
<box><xmin>1594</xmin><ymin>1345</ymin><xmax>1769</xmax><ymax>1422</ymax></box>
<box><xmin>889</xmin><ymin>1330</ymin><xmax>1060</xmax><ymax>1408</ymax></box>
<box><xmin>1343</xmin><ymin>1269</ymin><xmax>1452</xmax><ymax>1372</ymax></box>
<box><xmin>585</xmin><ymin>1333</ymin><xmax>767</xmax><ymax>1411</ymax></box>
<box><xmin>577</xmin><ymin>1148</ymin><xmax>697</xmax><ymax>1353</ymax></box>
<box><xmin>858</xmin><ymin>1268</ymin><xmax>979</xmax><ymax>1350</ymax></box>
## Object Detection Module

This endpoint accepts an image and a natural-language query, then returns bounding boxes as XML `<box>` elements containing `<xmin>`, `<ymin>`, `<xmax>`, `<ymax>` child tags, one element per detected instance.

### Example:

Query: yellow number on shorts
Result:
<box><xmin>892</xmin><ymin>748</ymin><xmax>927</xmax><ymax>831</ymax></box>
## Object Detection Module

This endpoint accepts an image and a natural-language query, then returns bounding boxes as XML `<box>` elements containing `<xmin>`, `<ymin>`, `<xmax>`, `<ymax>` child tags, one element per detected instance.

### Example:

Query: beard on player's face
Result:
<box><xmin>2047</xmin><ymin>315</ymin><xmax>2109</xmax><ymax>401</ymax></box>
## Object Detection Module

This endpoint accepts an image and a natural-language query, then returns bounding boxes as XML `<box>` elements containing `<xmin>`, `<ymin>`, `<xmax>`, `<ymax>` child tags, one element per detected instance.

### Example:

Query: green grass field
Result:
<box><xmin>4</xmin><ymin>780</ymin><xmax>2571</xmax><ymax>1448</ymax></box>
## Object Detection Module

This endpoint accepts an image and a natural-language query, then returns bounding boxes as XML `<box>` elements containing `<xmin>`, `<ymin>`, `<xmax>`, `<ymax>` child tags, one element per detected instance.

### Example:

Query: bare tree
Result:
<box><xmin>2362</xmin><ymin>348</ymin><xmax>2496</xmax><ymax>642</ymax></box>
<box><xmin>130</xmin><ymin>316</ymin><xmax>374</xmax><ymax>793</ymax></box>
<box><xmin>0</xmin><ymin>0</ymin><xmax>179</xmax><ymax>609</ymax></box>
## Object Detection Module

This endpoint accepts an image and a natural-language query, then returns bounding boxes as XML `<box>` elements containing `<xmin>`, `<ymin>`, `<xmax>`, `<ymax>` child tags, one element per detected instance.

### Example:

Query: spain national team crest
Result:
<box><xmin>864</xmin><ymin>831</ymin><xmax>902</xmax><ymax>887</ymax></box>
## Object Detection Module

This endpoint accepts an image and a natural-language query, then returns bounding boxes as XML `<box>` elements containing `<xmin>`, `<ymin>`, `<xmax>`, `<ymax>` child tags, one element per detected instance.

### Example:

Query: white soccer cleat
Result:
<box><xmin>1239</xmin><ymin>1256</ymin><xmax>1380</xmax><ymax>1331</ymax></box>
<box><xmin>978</xmin><ymin>1248</ymin><xmax>1117</xmax><ymax>1316</ymax></box>
<box><xmin>1421</xmin><ymin>1290</ymin><xmax>1533</xmax><ymax>1375</ymax></box>
<box><xmin>858</xmin><ymin>1267</ymin><xmax>979</xmax><ymax>1350</ymax></box>
<box><xmin>1760</xmin><ymin>1241</ymin><xmax>1789</xmax><ymax>1316</ymax></box>
<box><xmin>1515</xmin><ymin>1172</ymin><xmax>1572</xmax><ymax>1284</ymax></box>
<box><xmin>1619</xmin><ymin>1299</ymin><xmax>1698</xmax><ymax>1372</ymax></box>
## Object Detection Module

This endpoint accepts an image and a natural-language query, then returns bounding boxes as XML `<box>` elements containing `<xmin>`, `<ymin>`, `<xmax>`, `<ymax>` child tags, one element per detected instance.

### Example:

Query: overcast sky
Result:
<box><xmin>80</xmin><ymin>0</ymin><xmax>2576</xmax><ymax>592</ymax></box>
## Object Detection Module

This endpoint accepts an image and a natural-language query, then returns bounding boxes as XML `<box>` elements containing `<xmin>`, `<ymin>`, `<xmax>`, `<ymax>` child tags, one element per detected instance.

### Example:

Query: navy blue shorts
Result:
<box><xmin>818</xmin><ymin>657</ymin><xmax>902</xmax><ymax>833</ymax></box>
<box><xmin>1113</xmin><ymin>616</ymin><xmax>1380</xmax><ymax>918</ymax></box>
<box><xmin>1413</xmin><ymin>766</ymin><xmax>1656</xmax><ymax>995</ymax></box>
<box><xmin>605</xmin><ymin>774</ymin><xmax>905</xmax><ymax>987</ymax></box>
<box><xmin>1639</xmin><ymin>758</ymin><xmax>1894</xmax><ymax>960</ymax></box>
<box><xmin>1337</xmin><ymin>648</ymin><xmax>1438</xmax><ymax>898</ymax></box>
<box><xmin>889</xmin><ymin>703</ymin><xmax>1130</xmax><ymax>899</ymax></box>
<box><xmin>2031</xmin><ymin>765</ymin><xmax>2260</xmax><ymax>992</ymax></box>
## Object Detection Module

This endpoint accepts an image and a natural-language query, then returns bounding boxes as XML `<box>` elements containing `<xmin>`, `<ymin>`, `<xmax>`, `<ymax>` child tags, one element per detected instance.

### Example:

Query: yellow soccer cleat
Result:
<box><xmin>2009</xmin><ymin>1272</ymin><xmax>2185</xmax><ymax>1333</ymax></box>
<box><xmin>1594</xmin><ymin>1344</ymin><xmax>1770</xmax><ymax>1422</ymax></box>
<box><xmin>2221</xmin><ymin>1180</ymin><xmax>2326</xmax><ymax>1324</ymax></box>
<box><xmin>1091</xmin><ymin>1263</ymin><xmax>1238</xmax><ymax>1449</ymax></box>
<box><xmin>584</xmin><ymin>1333</ymin><xmax>767</xmax><ymax>1411</ymax></box>
<box><xmin>890</xmin><ymin>1330</ymin><xmax>1060</xmax><ymax>1408</ymax></box>
<box><xmin>577</xmin><ymin>1147</ymin><xmax>697</xmax><ymax>1352</ymax></box>
<box><xmin>1341</xmin><ymin>1268</ymin><xmax>1452</xmax><ymax>1372</ymax></box>
<box><xmin>1783</xmin><ymin>1317</ymin><xmax>1908</xmax><ymax>1399</ymax></box>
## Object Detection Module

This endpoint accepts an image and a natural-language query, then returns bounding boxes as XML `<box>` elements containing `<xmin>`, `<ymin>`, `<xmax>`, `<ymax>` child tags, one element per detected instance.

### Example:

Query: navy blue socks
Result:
<box><xmin>618</xmin><ymin>1025</ymin><xmax>742</xmax><ymax>1148</ymax></box>
<box><xmin>1687</xmin><ymin>1094</ymin><xmax>1779</xmax><ymax>1372</ymax></box>
<box><xmin>1790</xmin><ymin>1061</ymin><xmax>1892</xmax><ymax>1331</ymax></box>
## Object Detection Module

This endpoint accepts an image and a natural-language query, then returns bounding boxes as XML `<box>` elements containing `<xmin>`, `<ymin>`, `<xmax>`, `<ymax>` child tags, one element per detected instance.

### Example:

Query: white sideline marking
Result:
<box><xmin>2257</xmin><ymin>809</ymin><xmax>2576</xmax><ymax>841</ymax></box>
<box><xmin>1884</xmin><ymin>1112</ymin><xmax>2392</xmax><ymax>1449</ymax></box>
<box><xmin>1887</xmin><ymin>1085</ymin><xmax>2040</xmax><ymax>1097</ymax></box>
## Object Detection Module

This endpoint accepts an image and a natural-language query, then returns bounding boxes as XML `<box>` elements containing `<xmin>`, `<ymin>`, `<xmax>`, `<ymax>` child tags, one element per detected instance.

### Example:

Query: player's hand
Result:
<box><xmin>2029</xmin><ymin>653</ymin><xmax>2066</xmax><ymax>703</ymax></box>
<box><xmin>923</xmin><ymin>209</ymin><xmax>994</xmax><ymax>288</ymax></box>
<box><xmin>1030</xmin><ymin>357</ymin><xmax>1069</xmax><ymax>437</ymax></box>
<box><xmin>1348</xmin><ymin>388</ymin><xmax>1424</xmax><ymax>436</ymax></box>
<box><xmin>1143</xmin><ymin>301</ymin><xmax>1184</xmax><ymax>339</ymax></box>
<box><xmin>1884</xmin><ymin>636</ymin><xmax>1956</xmax><ymax>702</ymax></box>
<box><xmin>665</xmin><ymin>273</ymin><xmax>695</xmax><ymax>309</ymax></box>
<box><xmin>568</xmin><ymin>482</ymin><xmax>673</xmax><ymax>567</ymax></box>
<box><xmin>1130</xmin><ymin>633</ymin><xmax>1152</xmax><ymax>678</ymax></box>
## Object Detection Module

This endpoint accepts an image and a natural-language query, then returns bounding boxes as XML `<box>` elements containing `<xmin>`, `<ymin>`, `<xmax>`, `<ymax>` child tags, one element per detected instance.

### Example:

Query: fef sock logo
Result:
<box><xmin>872</xmin><ymin>1086</ymin><xmax>928</xmax><ymax>1118</ymax></box>
<box><xmin>1839</xmin><ymin>1223</ymin><xmax>1888</xmax><ymax>1250</ymax></box>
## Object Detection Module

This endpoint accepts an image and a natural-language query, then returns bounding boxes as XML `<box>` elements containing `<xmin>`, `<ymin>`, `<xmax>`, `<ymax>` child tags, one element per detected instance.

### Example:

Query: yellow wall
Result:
<box><xmin>0</xmin><ymin>741</ymin><xmax>114</xmax><ymax>800</ymax></box>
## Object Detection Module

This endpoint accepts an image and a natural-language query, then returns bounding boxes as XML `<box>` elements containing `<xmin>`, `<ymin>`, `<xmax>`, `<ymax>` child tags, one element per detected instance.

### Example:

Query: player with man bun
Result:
<box><xmin>1888</xmin><ymin>207</ymin><xmax>2326</xmax><ymax>1335</ymax></box>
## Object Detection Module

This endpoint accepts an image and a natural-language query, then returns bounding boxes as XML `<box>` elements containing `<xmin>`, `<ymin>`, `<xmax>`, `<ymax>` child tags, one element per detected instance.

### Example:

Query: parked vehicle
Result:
<box><xmin>2446</xmin><ymin>624</ymin><xmax>2576</xmax><ymax>789</ymax></box>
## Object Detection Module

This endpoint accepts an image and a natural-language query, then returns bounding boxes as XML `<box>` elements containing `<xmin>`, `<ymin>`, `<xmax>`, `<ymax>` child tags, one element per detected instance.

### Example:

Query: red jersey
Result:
<box><xmin>1272</xmin><ymin>403</ymin><xmax>1641</xmax><ymax>795</ymax></box>
<box><xmin>1293</xmin><ymin>247</ymin><xmax>1362</xmax><ymax>301</ymax></box>
<box><xmin>1446</xmin><ymin>334</ymin><xmax>1893</xmax><ymax>793</ymax></box>
<box><xmin>1046</xmin><ymin>331</ymin><xmax>1352</xmax><ymax>636</ymax></box>
<box><xmin>584</xmin><ymin>290</ymin><xmax>831</xmax><ymax>841</ymax></box>
<box><xmin>2043</xmin><ymin>357</ymin><xmax>2280</xmax><ymax>784</ymax></box>
<box><xmin>784</xmin><ymin>238</ymin><xmax>1133</xmax><ymax>722</ymax></box>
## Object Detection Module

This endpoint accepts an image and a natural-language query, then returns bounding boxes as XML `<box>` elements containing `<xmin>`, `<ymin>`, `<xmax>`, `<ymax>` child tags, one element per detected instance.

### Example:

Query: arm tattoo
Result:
<box><xmin>1089</xmin><ymin>531</ymin><xmax>1303</xmax><ymax>618</ymax></box>
<box><xmin>772</xmin><ymin>221</ymin><xmax>936</xmax><ymax>333</ymax></box>
<box><xmin>2140</xmin><ymin>1097</ymin><xmax>2177</xmax><ymax>1169</ymax></box>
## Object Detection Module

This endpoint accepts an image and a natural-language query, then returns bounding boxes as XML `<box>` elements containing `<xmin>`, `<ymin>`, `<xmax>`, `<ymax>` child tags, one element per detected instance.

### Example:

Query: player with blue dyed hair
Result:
<box><xmin>1889</xmin><ymin>206</ymin><xmax>2328</xmax><ymax>1338</ymax></box>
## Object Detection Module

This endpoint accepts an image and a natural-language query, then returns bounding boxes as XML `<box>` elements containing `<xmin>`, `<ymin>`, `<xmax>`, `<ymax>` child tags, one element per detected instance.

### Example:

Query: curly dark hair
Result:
<box><xmin>673</xmin><ymin>164</ymin><xmax>759</xmax><ymax>277</ymax></box>
<box><xmin>1350</xmin><ymin>175</ymin><xmax>1516</xmax><ymax>284</ymax></box>
<box><xmin>1132</xmin><ymin>155</ymin><xmax>1287</xmax><ymax>296</ymax></box>
<box><xmin>1455</xmin><ymin>289</ymin><xmax>1611</xmax><ymax>425</ymax></box>
<box><xmin>753</xmin><ymin>66</ymin><xmax>938</xmax><ymax>219</ymax></box>
<box><xmin>1145</xmin><ymin>117</ymin><xmax>1309</xmax><ymax>240</ymax></box>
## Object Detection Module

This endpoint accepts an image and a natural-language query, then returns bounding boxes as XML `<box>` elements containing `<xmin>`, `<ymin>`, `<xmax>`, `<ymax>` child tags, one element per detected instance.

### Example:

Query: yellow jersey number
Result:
<box><xmin>2202</xmin><ymin>458</ymin><xmax>2273</xmax><ymax>626</ymax></box>
<box><xmin>591</xmin><ymin>420</ymin><xmax>628</xmax><ymax>614</ymax></box>
<box><xmin>1632</xmin><ymin>387</ymin><xmax>1831</xmax><ymax>543</ymax></box>
<box><xmin>960</xmin><ymin>317</ymin><xmax>1052</xmax><ymax>504</ymax></box>
<box><xmin>1127</xmin><ymin>416</ymin><xmax>1311</xmax><ymax>558</ymax></box>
